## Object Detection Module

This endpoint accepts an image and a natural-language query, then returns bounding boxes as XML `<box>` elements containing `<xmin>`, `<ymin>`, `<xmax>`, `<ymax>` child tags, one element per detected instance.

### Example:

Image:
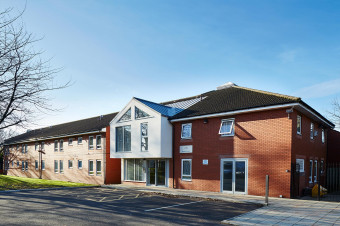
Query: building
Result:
<box><xmin>110</xmin><ymin>83</ymin><xmax>334</xmax><ymax>198</ymax></box>
<box><xmin>3</xmin><ymin>113</ymin><xmax>120</xmax><ymax>184</ymax></box>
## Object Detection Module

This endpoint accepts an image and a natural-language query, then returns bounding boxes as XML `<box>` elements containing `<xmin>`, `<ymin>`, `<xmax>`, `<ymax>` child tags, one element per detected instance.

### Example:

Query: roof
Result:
<box><xmin>135</xmin><ymin>98</ymin><xmax>183</xmax><ymax>117</ymax></box>
<box><xmin>4</xmin><ymin>112</ymin><xmax>117</xmax><ymax>145</ymax></box>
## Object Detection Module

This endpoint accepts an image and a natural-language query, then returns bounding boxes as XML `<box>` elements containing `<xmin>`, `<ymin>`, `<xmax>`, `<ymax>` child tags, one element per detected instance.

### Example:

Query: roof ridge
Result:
<box><xmin>135</xmin><ymin>97</ymin><xmax>172</xmax><ymax>109</ymax></box>
<box><xmin>160</xmin><ymin>94</ymin><xmax>204</xmax><ymax>105</ymax></box>
<box><xmin>234</xmin><ymin>86</ymin><xmax>301</xmax><ymax>101</ymax></box>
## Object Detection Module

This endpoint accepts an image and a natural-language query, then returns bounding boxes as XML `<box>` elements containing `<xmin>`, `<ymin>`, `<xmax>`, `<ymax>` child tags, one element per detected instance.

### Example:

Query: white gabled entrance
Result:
<box><xmin>220</xmin><ymin>158</ymin><xmax>248</xmax><ymax>194</ymax></box>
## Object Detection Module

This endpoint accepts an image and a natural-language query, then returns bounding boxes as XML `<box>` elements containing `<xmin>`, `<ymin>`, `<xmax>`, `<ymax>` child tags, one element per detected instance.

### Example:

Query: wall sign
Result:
<box><xmin>180</xmin><ymin>145</ymin><xmax>193</xmax><ymax>153</ymax></box>
<box><xmin>296</xmin><ymin>159</ymin><xmax>304</xmax><ymax>173</ymax></box>
<box><xmin>203</xmin><ymin>159</ymin><xmax>208</xmax><ymax>165</ymax></box>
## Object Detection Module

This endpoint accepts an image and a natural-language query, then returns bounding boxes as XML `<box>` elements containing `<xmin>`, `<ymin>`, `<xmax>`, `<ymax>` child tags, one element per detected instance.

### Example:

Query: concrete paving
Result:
<box><xmin>103</xmin><ymin>184</ymin><xmax>340</xmax><ymax>225</ymax></box>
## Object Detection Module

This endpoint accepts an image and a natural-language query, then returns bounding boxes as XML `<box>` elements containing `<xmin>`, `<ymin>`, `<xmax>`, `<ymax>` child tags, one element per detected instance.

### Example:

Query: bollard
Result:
<box><xmin>265</xmin><ymin>175</ymin><xmax>269</xmax><ymax>205</ymax></box>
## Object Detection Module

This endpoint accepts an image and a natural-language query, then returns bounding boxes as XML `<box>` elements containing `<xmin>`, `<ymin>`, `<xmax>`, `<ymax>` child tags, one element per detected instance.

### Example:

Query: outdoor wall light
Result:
<box><xmin>203</xmin><ymin>119</ymin><xmax>209</xmax><ymax>124</ymax></box>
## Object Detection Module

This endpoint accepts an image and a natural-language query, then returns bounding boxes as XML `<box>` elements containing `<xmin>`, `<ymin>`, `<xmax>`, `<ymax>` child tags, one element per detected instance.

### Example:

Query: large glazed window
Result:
<box><xmin>219</xmin><ymin>119</ymin><xmax>235</xmax><ymax>136</ymax></box>
<box><xmin>181</xmin><ymin>123</ymin><xmax>192</xmax><ymax>139</ymax></box>
<box><xmin>116</xmin><ymin>125</ymin><xmax>131</xmax><ymax>152</ymax></box>
<box><xmin>118</xmin><ymin>108</ymin><xmax>131</xmax><ymax>122</ymax></box>
<box><xmin>125</xmin><ymin>159</ymin><xmax>145</xmax><ymax>181</ymax></box>
<box><xmin>135</xmin><ymin>107</ymin><xmax>150</xmax><ymax>119</ymax></box>
<box><xmin>141</xmin><ymin>123</ymin><xmax>148</xmax><ymax>151</ymax></box>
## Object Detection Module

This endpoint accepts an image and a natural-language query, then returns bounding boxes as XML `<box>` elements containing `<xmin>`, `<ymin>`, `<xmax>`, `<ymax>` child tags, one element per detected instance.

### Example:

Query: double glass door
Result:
<box><xmin>221</xmin><ymin>159</ymin><xmax>247</xmax><ymax>194</ymax></box>
<box><xmin>148</xmin><ymin>160</ymin><xmax>166</xmax><ymax>186</ymax></box>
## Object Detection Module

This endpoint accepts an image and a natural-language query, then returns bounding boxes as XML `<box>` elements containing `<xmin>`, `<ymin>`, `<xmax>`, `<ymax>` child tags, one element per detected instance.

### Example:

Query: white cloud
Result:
<box><xmin>293</xmin><ymin>78</ymin><xmax>340</xmax><ymax>99</ymax></box>
<box><xmin>278</xmin><ymin>49</ymin><xmax>298</xmax><ymax>63</ymax></box>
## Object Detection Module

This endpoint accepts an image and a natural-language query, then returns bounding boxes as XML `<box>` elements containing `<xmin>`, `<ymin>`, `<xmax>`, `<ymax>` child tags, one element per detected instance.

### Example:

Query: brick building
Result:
<box><xmin>3</xmin><ymin>113</ymin><xmax>121</xmax><ymax>184</ymax></box>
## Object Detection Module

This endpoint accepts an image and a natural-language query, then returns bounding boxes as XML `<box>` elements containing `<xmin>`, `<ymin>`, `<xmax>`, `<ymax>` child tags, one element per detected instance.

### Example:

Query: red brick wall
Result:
<box><xmin>291</xmin><ymin>110</ymin><xmax>327</xmax><ymax>195</ymax></box>
<box><xmin>327</xmin><ymin>129</ymin><xmax>340</xmax><ymax>163</ymax></box>
<box><xmin>171</xmin><ymin>109</ymin><xmax>292</xmax><ymax>198</ymax></box>
<box><xmin>105</xmin><ymin>126</ymin><xmax>121</xmax><ymax>184</ymax></box>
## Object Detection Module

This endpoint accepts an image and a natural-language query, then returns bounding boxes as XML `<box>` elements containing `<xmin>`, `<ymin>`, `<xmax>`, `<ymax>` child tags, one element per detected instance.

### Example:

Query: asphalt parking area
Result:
<box><xmin>0</xmin><ymin>187</ymin><xmax>260</xmax><ymax>225</ymax></box>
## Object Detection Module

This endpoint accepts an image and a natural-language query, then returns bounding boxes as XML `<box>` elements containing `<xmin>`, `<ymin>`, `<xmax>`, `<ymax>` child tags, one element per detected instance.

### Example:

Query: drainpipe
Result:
<box><xmin>172</xmin><ymin>123</ymin><xmax>175</xmax><ymax>189</ymax></box>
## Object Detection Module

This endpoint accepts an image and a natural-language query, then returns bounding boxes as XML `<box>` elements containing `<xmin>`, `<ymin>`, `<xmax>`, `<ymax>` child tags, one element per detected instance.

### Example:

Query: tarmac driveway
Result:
<box><xmin>0</xmin><ymin>187</ymin><xmax>259</xmax><ymax>225</ymax></box>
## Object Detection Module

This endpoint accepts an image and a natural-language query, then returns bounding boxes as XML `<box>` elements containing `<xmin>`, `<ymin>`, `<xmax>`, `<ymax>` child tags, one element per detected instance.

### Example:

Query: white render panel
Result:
<box><xmin>110</xmin><ymin>98</ymin><xmax>172</xmax><ymax>159</ymax></box>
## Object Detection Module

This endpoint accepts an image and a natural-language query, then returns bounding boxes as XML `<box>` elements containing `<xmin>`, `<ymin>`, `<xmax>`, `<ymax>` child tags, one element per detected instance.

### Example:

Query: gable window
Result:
<box><xmin>60</xmin><ymin>140</ymin><xmax>64</xmax><ymax>151</ymax></box>
<box><xmin>321</xmin><ymin>129</ymin><xmax>325</xmax><ymax>144</ymax></box>
<box><xmin>35</xmin><ymin>160</ymin><xmax>38</xmax><ymax>170</ymax></box>
<box><xmin>96</xmin><ymin>160</ymin><xmax>102</xmax><ymax>175</ymax></box>
<box><xmin>309</xmin><ymin>160</ymin><xmax>313</xmax><ymax>183</ymax></box>
<box><xmin>78</xmin><ymin>160</ymin><xmax>83</xmax><ymax>169</ymax></box>
<box><xmin>125</xmin><ymin>159</ymin><xmax>144</xmax><ymax>181</ymax></box>
<box><xmin>54</xmin><ymin>140</ymin><xmax>58</xmax><ymax>152</ymax></box>
<box><xmin>219</xmin><ymin>119</ymin><xmax>235</xmax><ymax>136</ymax></box>
<box><xmin>89</xmin><ymin>160</ymin><xmax>94</xmax><ymax>175</ymax></box>
<box><xmin>68</xmin><ymin>160</ymin><xmax>73</xmax><ymax>169</ymax></box>
<box><xmin>181</xmin><ymin>159</ymin><xmax>192</xmax><ymax>181</ymax></box>
<box><xmin>116</xmin><ymin>125</ymin><xmax>131</xmax><ymax>152</ymax></box>
<box><xmin>314</xmin><ymin>160</ymin><xmax>318</xmax><ymax>182</ymax></box>
<box><xmin>297</xmin><ymin>115</ymin><xmax>302</xmax><ymax>135</ymax></box>
<box><xmin>78</xmin><ymin>137</ymin><xmax>83</xmax><ymax>145</ymax></box>
<box><xmin>118</xmin><ymin>108</ymin><xmax>131</xmax><ymax>122</ymax></box>
<box><xmin>96</xmin><ymin>135</ymin><xmax>102</xmax><ymax>149</ymax></box>
<box><xmin>310</xmin><ymin>123</ymin><xmax>314</xmax><ymax>140</ymax></box>
<box><xmin>135</xmin><ymin>107</ymin><xmax>150</xmax><ymax>119</ymax></box>
<box><xmin>141</xmin><ymin>123</ymin><xmax>148</xmax><ymax>151</ymax></box>
<box><xmin>89</xmin><ymin>136</ymin><xmax>94</xmax><ymax>150</ymax></box>
<box><xmin>42</xmin><ymin>160</ymin><xmax>45</xmax><ymax>170</ymax></box>
<box><xmin>60</xmin><ymin>160</ymin><xmax>64</xmax><ymax>173</ymax></box>
<box><xmin>68</xmin><ymin>138</ymin><xmax>73</xmax><ymax>145</ymax></box>
<box><xmin>181</xmin><ymin>123</ymin><xmax>192</xmax><ymax>139</ymax></box>
<box><xmin>54</xmin><ymin>160</ymin><xmax>58</xmax><ymax>173</ymax></box>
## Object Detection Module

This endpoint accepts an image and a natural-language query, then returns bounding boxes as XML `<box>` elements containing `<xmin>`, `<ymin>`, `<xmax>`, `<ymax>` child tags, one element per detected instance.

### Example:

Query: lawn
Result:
<box><xmin>0</xmin><ymin>175</ymin><xmax>95</xmax><ymax>191</ymax></box>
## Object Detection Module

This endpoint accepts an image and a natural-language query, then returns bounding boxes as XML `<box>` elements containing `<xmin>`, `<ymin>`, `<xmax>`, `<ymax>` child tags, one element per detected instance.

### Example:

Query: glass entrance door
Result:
<box><xmin>148</xmin><ymin>160</ymin><xmax>166</xmax><ymax>186</ymax></box>
<box><xmin>221</xmin><ymin>159</ymin><xmax>247</xmax><ymax>194</ymax></box>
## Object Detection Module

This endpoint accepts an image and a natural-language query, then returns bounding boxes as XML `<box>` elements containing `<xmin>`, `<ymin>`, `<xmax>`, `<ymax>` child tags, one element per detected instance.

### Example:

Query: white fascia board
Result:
<box><xmin>5</xmin><ymin>130</ymin><xmax>105</xmax><ymax>145</ymax></box>
<box><xmin>171</xmin><ymin>103</ymin><xmax>333</xmax><ymax>128</ymax></box>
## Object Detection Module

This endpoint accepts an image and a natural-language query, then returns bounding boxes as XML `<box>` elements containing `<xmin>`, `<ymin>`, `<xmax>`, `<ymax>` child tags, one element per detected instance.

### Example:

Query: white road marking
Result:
<box><xmin>144</xmin><ymin>200</ymin><xmax>204</xmax><ymax>212</ymax></box>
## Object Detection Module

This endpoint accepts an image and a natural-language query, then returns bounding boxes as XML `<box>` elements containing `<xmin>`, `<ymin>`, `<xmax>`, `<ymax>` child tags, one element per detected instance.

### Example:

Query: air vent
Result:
<box><xmin>216</xmin><ymin>82</ymin><xmax>237</xmax><ymax>90</ymax></box>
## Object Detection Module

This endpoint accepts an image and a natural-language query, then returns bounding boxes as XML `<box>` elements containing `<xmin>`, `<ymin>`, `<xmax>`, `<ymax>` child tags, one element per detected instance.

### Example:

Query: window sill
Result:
<box><xmin>124</xmin><ymin>180</ymin><xmax>146</xmax><ymax>183</ymax></box>
<box><xmin>181</xmin><ymin>137</ymin><xmax>192</xmax><ymax>140</ymax></box>
<box><xmin>181</xmin><ymin>179</ymin><xmax>192</xmax><ymax>182</ymax></box>
<box><xmin>96</xmin><ymin>147</ymin><xmax>102</xmax><ymax>150</ymax></box>
<box><xmin>220</xmin><ymin>134</ymin><xmax>235</xmax><ymax>137</ymax></box>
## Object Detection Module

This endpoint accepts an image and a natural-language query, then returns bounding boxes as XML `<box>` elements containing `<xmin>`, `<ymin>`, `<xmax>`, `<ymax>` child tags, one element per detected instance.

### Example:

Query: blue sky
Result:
<box><xmin>2</xmin><ymin>0</ymin><xmax>340</xmax><ymax>128</ymax></box>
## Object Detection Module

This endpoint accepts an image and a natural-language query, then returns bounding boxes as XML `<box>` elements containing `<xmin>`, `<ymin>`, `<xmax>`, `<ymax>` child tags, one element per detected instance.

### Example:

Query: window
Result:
<box><xmin>68</xmin><ymin>160</ymin><xmax>73</xmax><ymax>169</ymax></box>
<box><xmin>54</xmin><ymin>140</ymin><xmax>58</xmax><ymax>152</ymax></box>
<box><xmin>135</xmin><ymin>107</ymin><xmax>150</xmax><ymax>119</ymax></box>
<box><xmin>54</xmin><ymin>160</ymin><xmax>58</xmax><ymax>173</ymax></box>
<box><xmin>141</xmin><ymin>123</ymin><xmax>148</xmax><ymax>151</ymax></box>
<box><xmin>118</xmin><ymin>108</ymin><xmax>131</xmax><ymax>122</ymax></box>
<box><xmin>25</xmin><ymin>161</ymin><xmax>28</xmax><ymax>171</ymax></box>
<box><xmin>35</xmin><ymin>160</ymin><xmax>38</xmax><ymax>170</ymax></box>
<box><xmin>321</xmin><ymin>160</ymin><xmax>324</xmax><ymax>174</ymax></box>
<box><xmin>89</xmin><ymin>136</ymin><xmax>94</xmax><ymax>150</ymax></box>
<box><xmin>22</xmin><ymin>144</ymin><xmax>24</xmax><ymax>153</ymax></box>
<box><xmin>310</xmin><ymin>123</ymin><xmax>314</xmax><ymax>140</ymax></box>
<box><xmin>314</xmin><ymin>160</ymin><xmax>318</xmax><ymax>182</ymax></box>
<box><xmin>42</xmin><ymin>160</ymin><xmax>45</xmax><ymax>170</ymax></box>
<box><xmin>309</xmin><ymin>160</ymin><xmax>313</xmax><ymax>183</ymax></box>
<box><xmin>125</xmin><ymin>159</ymin><xmax>144</xmax><ymax>181</ymax></box>
<box><xmin>181</xmin><ymin>123</ymin><xmax>192</xmax><ymax>139</ymax></box>
<box><xmin>35</xmin><ymin>143</ymin><xmax>39</xmax><ymax>151</ymax></box>
<box><xmin>297</xmin><ymin>115</ymin><xmax>302</xmax><ymax>135</ymax></box>
<box><xmin>41</xmin><ymin>142</ymin><xmax>45</xmax><ymax>150</ymax></box>
<box><xmin>22</xmin><ymin>161</ymin><xmax>25</xmax><ymax>171</ymax></box>
<box><xmin>116</xmin><ymin>125</ymin><xmax>131</xmax><ymax>152</ymax></box>
<box><xmin>78</xmin><ymin>160</ymin><xmax>83</xmax><ymax>169</ymax></box>
<box><xmin>96</xmin><ymin>160</ymin><xmax>102</xmax><ymax>175</ymax></box>
<box><xmin>68</xmin><ymin>138</ymin><xmax>73</xmax><ymax>145</ymax></box>
<box><xmin>25</xmin><ymin>144</ymin><xmax>28</xmax><ymax>153</ymax></box>
<box><xmin>181</xmin><ymin>159</ymin><xmax>192</xmax><ymax>181</ymax></box>
<box><xmin>96</xmin><ymin>135</ymin><xmax>102</xmax><ymax>149</ymax></box>
<box><xmin>11</xmin><ymin>161</ymin><xmax>14</xmax><ymax>167</ymax></box>
<box><xmin>89</xmin><ymin>160</ymin><xmax>94</xmax><ymax>175</ymax></box>
<box><xmin>60</xmin><ymin>140</ymin><xmax>64</xmax><ymax>151</ymax></box>
<box><xmin>60</xmin><ymin>160</ymin><xmax>64</xmax><ymax>173</ymax></box>
<box><xmin>322</xmin><ymin>129</ymin><xmax>325</xmax><ymax>144</ymax></box>
<box><xmin>16</xmin><ymin>145</ymin><xmax>19</xmax><ymax>151</ymax></box>
<box><xmin>17</xmin><ymin>161</ymin><xmax>19</xmax><ymax>167</ymax></box>
<box><xmin>219</xmin><ymin>119</ymin><xmax>235</xmax><ymax>136</ymax></box>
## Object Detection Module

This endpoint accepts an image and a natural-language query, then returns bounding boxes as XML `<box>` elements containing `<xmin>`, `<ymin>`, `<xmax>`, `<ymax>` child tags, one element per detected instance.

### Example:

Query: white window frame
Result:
<box><xmin>60</xmin><ymin>140</ymin><xmax>64</xmax><ymax>151</ymax></box>
<box><xmin>54</xmin><ymin>160</ymin><xmax>58</xmax><ymax>173</ymax></box>
<box><xmin>116</xmin><ymin>126</ymin><xmax>131</xmax><ymax>152</ymax></box>
<box><xmin>124</xmin><ymin>159</ymin><xmax>146</xmax><ymax>182</ymax></box>
<box><xmin>96</xmin><ymin>160</ymin><xmax>102</xmax><ymax>175</ymax></box>
<box><xmin>89</xmin><ymin>136</ymin><xmax>94</xmax><ymax>150</ymax></box>
<box><xmin>181</xmin><ymin>123</ymin><xmax>192</xmax><ymax>139</ymax></box>
<box><xmin>321</xmin><ymin>129</ymin><xmax>325</xmax><ymax>144</ymax></box>
<box><xmin>309</xmin><ymin>160</ymin><xmax>313</xmax><ymax>183</ymax></box>
<box><xmin>297</xmin><ymin>115</ymin><xmax>302</xmax><ymax>135</ymax></box>
<box><xmin>314</xmin><ymin>160</ymin><xmax>318</xmax><ymax>183</ymax></box>
<box><xmin>59</xmin><ymin>160</ymin><xmax>64</xmax><ymax>174</ymax></box>
<box><xmin>219</xmin><ymin>118</ymin><xmax>235</xmax><ymax>136</ymax></box>
<box><xmin>54</xmin><ymin>140</ymin><xmax>58</xmax><ymax>152</ymax></box>
<box><xmin>68</xmin><ymin>138</ymin><xmax>73</xmax><ymax>146</ymax></box>
<box><xmin>68</xmin><ymin>160</ymin><xmax>73</xmax><ymax>169</ymax></box>
<box><xmin>35</xmin><ymin>143</ymin><xmax>39</xmax><ymax>151</ymax></box>
<box><xmin>25</xmin><ymin>144</ymin><xmax>28</xmax><ymax>154</ymax></box>
<box><xmin>96</xmin><ymin>135</ymin><xmax>102</xmax><ymax>149</ymax></box>
<box><xmin>78</xmin><ymin>160</ymin><xmax>83</xmax><ymax>169</ymax></box>
<box><xmin>181</xmin><ymin>159</ymin><xmax>192</xmax><ymax>181</ymax></box>
<box><xmin>310</xmin><ymin>123</ymin><xmax>314</xmax><ymax>140</ymax></box>
<box><xmin>141</xmin><ymin>123</ymin><xmax>148</xmax><ymax>152</ymax></box>
<box><xmin>78</xmin><ymin>137</ymin><xmax>83</xmax><ymax>145</ymax></box>
<box><xmin>89</xmin><ymin>160</ymin><xmax>94</xmax><ymax>175</ymax></box>
<box><xmin>42</xmin><ymin>160</ymin><xmax>45</xmax><ymax>171</ymax></box>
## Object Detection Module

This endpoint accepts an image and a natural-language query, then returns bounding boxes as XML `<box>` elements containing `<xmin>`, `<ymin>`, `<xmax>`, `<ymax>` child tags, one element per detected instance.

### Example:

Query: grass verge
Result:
<box><xmin>0</xmin><ymin>175</ymin><xmax>95</xmax><ymax>191</ymax></box>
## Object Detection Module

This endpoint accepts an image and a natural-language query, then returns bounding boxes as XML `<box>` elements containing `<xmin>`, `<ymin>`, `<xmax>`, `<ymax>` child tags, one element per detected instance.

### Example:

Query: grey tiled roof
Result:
<box><xmin>4</xmin><ymin>113</ymin><xmax>117</xmax><ymax>145</ymax></box>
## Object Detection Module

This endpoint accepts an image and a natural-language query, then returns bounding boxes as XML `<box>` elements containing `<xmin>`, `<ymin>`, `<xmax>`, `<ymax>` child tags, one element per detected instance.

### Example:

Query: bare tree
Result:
<box><xmin>0</xmin><ymin>8</ymin><xmax>69</xmax><ymax>131</ymax></box>
<box><xmin>329</xmin><ymin>98</ymin><xmax>340</xmax><ymax>129</ymax></box>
